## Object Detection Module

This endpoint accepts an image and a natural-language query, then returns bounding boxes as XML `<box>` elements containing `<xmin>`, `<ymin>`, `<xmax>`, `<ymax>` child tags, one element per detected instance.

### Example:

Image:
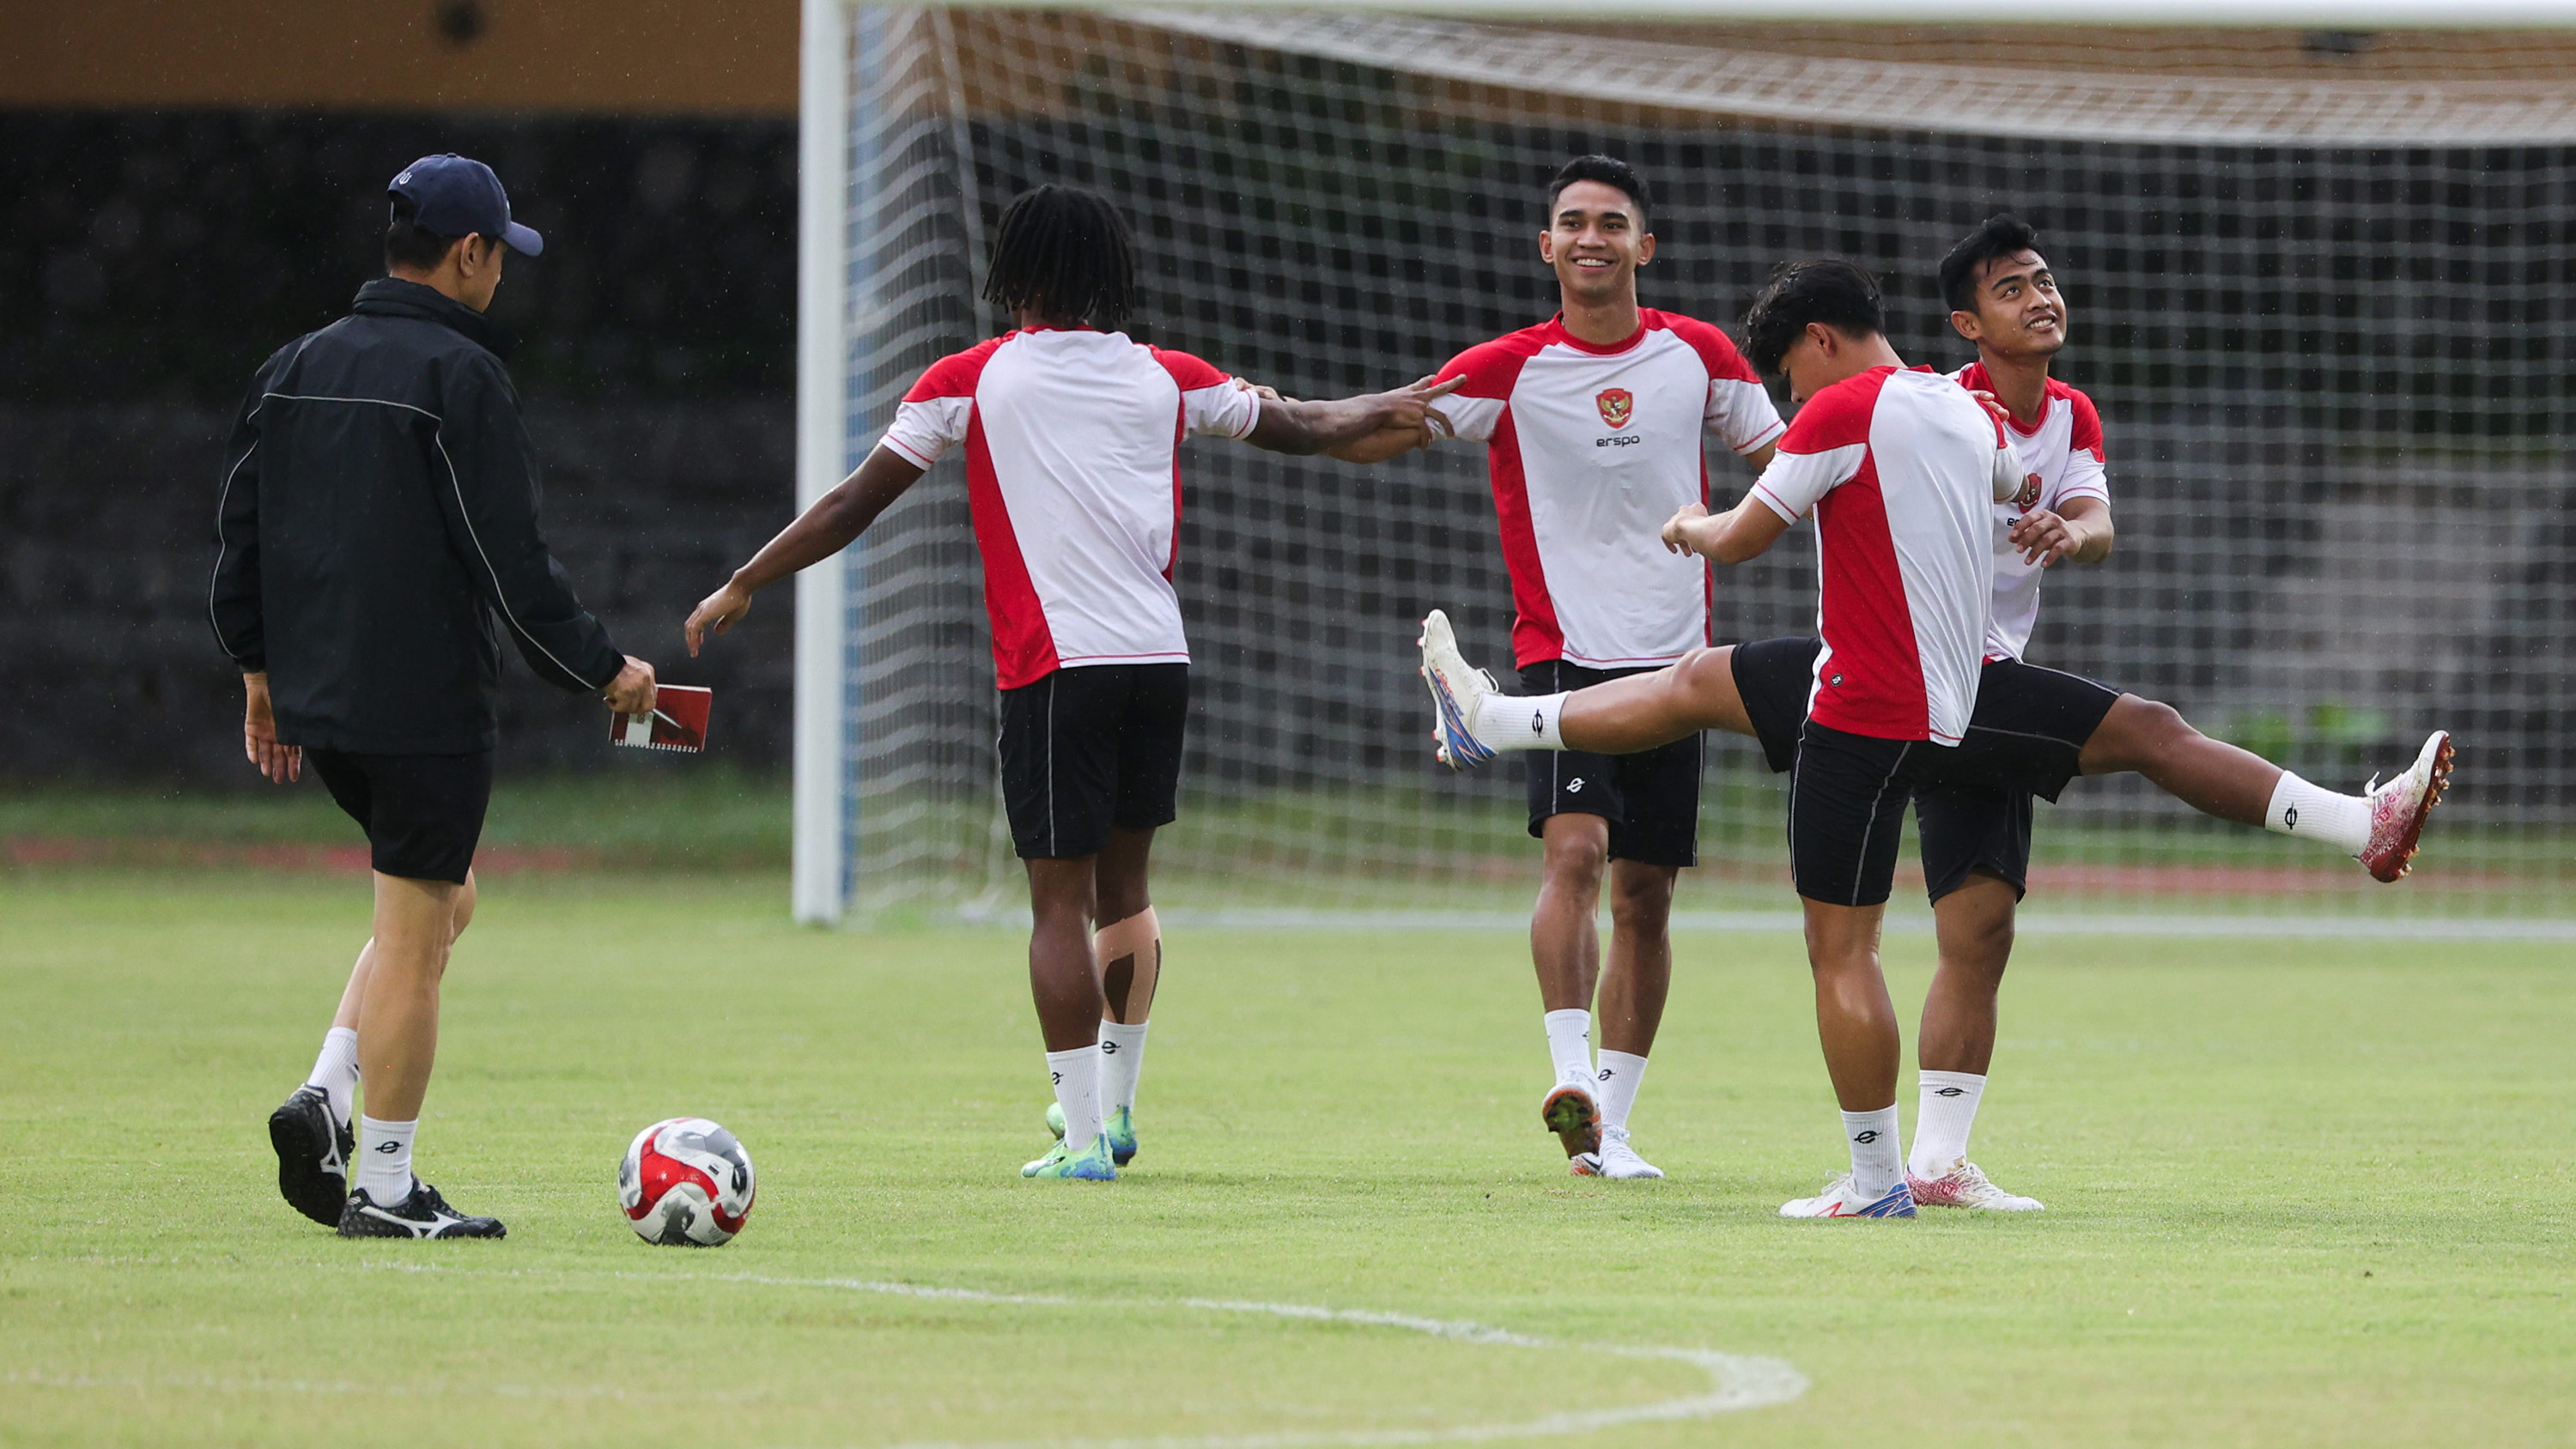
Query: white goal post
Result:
<box><xmin>796</xmin><ymin>2</ymin><xmax>2576</xmax><ymax>925</ymax></box>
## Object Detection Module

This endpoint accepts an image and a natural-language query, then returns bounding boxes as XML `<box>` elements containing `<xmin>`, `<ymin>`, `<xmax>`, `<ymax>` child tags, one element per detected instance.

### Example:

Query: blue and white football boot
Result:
<box><xmin>1778</xmin><ymin>1173</ymin><xmax>1917</xmax><ymax>1219</ymax></box>
<box><xmin>1418</xmin><ymin>609</ymin><xmax>1498</xmax><ymax>771</ymax></box>
<box><xmin>1046</xmin><ymin>1100</ymin><xmax>1139</xmax><ymax>1166</ymax></box>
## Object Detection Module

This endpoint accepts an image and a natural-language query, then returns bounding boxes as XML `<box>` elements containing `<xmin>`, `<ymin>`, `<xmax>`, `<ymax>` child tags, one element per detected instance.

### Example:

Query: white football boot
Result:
<box><xmin>1778</xmin><ymin>1173</ymin><xmax>1917</xmax><ymax>1219</ymax></box>
<box><xmin>1906</xmin><ymin>1159</ymin><xmax>2044</xmax><ymax>1211</ymax></box>
<box><xmin>1589</xmin><ymin>1125</ymin><xmax>1664</xmax><ymax>1179</ymax></box>
<box><xmin>1417</xmin><ymin>609</ymin><xmax>1498</xmax><ymax>771</ymax></box>
<box><xmin>2359</xmin><ymin>731</ymin><xmax>2454</xmax><ymax>882</ymax></box>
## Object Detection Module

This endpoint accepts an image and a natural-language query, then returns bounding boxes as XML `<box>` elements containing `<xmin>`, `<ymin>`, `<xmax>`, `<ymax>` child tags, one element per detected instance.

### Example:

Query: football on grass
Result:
<box><xmin>619</xmin><ymin>1117</ymin><xmax>756</xmax><ymax>1246</ymax></box>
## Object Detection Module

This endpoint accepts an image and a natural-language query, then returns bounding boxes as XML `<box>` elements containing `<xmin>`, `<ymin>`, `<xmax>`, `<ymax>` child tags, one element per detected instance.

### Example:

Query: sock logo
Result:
<box><xmin>2283</xmin><ymin>804</ymin><xmax>2300</xmax><ymax>830</ymax></box>
<box><xmin>374</xmin><ymin>1141</ymin><xmax>400</xmax><ymax>1154</ymax></box>
<box><xmin>1050</xmin><ymin>1071</ymin><xmax>1063</xmax><ymax>1086</ymax></box>
<box><xmin>1530</xmin><ymin>710</ymin><xmax>1546</xmax><ymax>735</ymax></box>
<box><xmin>1565</xmin><ymin>777</ymin><xmax>1585</xmax><ymax>793</ymax></box>
<box><xmin>1851</xmin><ymin>1130</ymin><xmax>1881</xmax><ymax>1143</ymax></box>
<box><xmin>1100</xmin><ymin>1040</ymin><xmax>1119</xmax><ymax>1055</ymax></box>
<box><xmin>1933</xmin><ymin>1087</ymin><xmax>1966</xmax><ymax>1097</ymax></box>
<box><xmin>1597</xmin><ymin>1067</ymin><xmax>1614</xmax><ymax>1082</ymax></box>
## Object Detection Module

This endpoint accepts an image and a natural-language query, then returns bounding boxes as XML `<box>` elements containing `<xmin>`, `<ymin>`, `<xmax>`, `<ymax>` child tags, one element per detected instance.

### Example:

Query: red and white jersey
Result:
<box><xmin>878</xmin><ymin>328</ymin><xmax>1259</xmax><ymax>689</ymax></box>
<box><xmin>1952</xmin><ymin>362</ymin><xmax>2111</xmax><ymax>661</ymax></box>
<box><xmin>1437</xmin><ymin>310</ymin><xmax>1785</xmax><ymax>670</ymax></box>
<box><xmin>1750</xmin><ymin>366</ymin><xmax>2023</xmax><ymax>745</ymax></box>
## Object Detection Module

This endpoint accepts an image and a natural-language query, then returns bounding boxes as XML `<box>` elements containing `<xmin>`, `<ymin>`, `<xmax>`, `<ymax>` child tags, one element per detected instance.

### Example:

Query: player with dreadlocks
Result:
<box><xmin>686</xmin><ymin>184</ymin><xmax>1458</xmax><ymax>1180</ymax></box>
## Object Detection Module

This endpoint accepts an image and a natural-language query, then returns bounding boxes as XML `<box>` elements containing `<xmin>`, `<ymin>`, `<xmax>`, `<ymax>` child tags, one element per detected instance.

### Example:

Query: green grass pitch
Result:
<box><xmin>3</xmin><ymin>870</ymin><xmax>2570</xmax><ymax>1446</ymax></box>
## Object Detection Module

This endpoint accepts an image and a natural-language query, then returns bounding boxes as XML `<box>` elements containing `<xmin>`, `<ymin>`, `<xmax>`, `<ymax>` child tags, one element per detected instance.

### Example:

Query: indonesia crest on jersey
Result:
<box><xmin>1436</xmin><ymin>310</ymin><xmax>1786</xmax><ymax>670</ymax></box>
<box><xmin>1950</xmin><ymin>362</ymin><xmax>2111</xmax><ymax>662</ymax></box>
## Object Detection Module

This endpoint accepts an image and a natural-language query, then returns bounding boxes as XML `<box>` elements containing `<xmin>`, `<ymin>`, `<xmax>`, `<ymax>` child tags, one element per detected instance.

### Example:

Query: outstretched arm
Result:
<box><xmin>685</xmin><ymin>445</ymin><xmax>927</xmax><ymax>655</ymax></box>
<box><xmin>1248</xmin><ymin>376</ymin><xmax>1461</xmax><ymax>458</ymax></box>
<box><xmin>1659</xmin><ymin>495</ymin><xmax>1792</xmax><ymax>566</ymax></box>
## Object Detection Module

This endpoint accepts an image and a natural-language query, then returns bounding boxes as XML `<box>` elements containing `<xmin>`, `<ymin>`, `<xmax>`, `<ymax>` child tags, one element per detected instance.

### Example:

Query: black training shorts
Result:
<box><xmin>1519</xmin><ymin>660</ymin><xmax>1702</xmax><ymax>869</ymax></box>
<box><xmin>307</xmin><ymin>749</ymin><xmax>494</xmax><ymax>884</ymax></box>
<box><xmin>1912</xmin><ymin>782</ymin><xmax>2036</xmax><ymax>905</ymax></box>
<box><xmin>1788</xmin><ymin>723</ymin><xmax>1947</xmax><ymax>908</ymax></box>
<box><xmin>998</xmin><ymin>663</ymin><xmax>1188</xmax><ymax>860</ymax></box>
<box><xmin>1944</xmin><ymin>657</ymin><xmax>2123</xmax><ymax>803</ymax></box>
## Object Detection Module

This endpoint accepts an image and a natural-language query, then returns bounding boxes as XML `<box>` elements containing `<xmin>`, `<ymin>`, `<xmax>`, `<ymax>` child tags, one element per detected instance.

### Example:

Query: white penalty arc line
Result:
<box><xmin>15</xmin><ymin>1260</ymin><xmax>1808</xmax><ymax>1438</ymax></box>
<box><xmin>691</xmin><ymin>1271</ymin><xmax>1811</xmax><ymax>1446</ymax></box>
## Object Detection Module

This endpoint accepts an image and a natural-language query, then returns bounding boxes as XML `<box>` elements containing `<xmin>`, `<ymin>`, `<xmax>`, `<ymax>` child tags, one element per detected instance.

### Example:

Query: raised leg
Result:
<box><xmin>2077</xmin><ymin>694</ymin><xmax>2279</xmax><ymax>827</ymax></box>
<box><xmin>1559</xmin><ymin>646</ymin><xmax>1753</xmax><ymax>755</ymax></box>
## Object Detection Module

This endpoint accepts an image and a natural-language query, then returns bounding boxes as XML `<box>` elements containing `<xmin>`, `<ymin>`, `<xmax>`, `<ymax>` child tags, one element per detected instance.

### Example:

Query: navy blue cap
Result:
<box><xmin>387</xmin><ymin>154</ymin><xmax>544</xmax><ymax>257</ymax></box>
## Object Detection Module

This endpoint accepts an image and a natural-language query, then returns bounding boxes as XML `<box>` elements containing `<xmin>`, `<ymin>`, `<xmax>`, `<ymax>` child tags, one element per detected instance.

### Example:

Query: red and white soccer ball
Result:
<box><xmin>619</xmin><ymin>1117</ymin><xmax>756</xmax><ymax>1246</ymax></box>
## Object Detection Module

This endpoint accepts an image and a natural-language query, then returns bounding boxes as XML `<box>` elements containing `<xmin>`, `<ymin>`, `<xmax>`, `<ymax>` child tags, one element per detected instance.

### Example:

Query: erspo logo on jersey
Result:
<box><xmin>1595</xmin><ymin>388</ymin><xmax>1633</xmax><ymax>429</ymax></box>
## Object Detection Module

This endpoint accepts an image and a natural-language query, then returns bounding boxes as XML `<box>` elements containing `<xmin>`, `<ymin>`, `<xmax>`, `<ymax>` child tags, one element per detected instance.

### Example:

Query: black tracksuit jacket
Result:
<box><xmin>209</xmin><ymin>279</ymin><xmax>624</xmax><ymax>755</ymax></box>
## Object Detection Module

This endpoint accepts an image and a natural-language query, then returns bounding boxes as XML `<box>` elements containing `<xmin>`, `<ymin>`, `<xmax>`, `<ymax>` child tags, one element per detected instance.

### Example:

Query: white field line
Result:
<box><xmin>12</xmin><ymin>1262</ymin><xmax>1808</xmax><ymax>1439</ymax></box>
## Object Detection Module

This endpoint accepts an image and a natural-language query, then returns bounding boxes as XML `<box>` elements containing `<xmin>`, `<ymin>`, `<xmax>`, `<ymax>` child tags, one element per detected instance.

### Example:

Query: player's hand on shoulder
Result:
<box><xmin>241</xmin><ymin>671</ymin><xmax>301</xmax><ymax>785</ymax></box>
<box><xmin>1661</xmin><ymin>501</ymin><xmax>1711</xmax><ymax>556</ymax></box>
<box><xmin>684</xmin><ymin>583</ymin><xmax>752</xmax><ymax>657</ymax></box>
<box><xmin>603</xmin><ymin>656</ymin><xmax>659</xmax><ymax>716</ymax></box>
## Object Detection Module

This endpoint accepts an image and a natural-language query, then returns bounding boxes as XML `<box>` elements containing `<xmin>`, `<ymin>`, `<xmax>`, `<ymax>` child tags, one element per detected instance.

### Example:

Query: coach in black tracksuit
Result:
<box><xmin>211</xmin><ymin>155</ymin><xmax>656</xmax><ymax>1240</ymax></box>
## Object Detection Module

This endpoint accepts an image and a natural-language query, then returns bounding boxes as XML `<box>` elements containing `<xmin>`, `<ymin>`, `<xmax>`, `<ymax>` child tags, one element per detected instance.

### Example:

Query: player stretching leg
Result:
<box><xmin>1332</xmin><ymin>157</ymin><xmax>1783</xmax><ymax>1179</ymax></box>
<box><xmin>1431</xmin><ymin>259</ymin><xmax>2026</xmax><ymax>1217</ymax></box>
<box><xmin>685</xmin><ymin>185</ymin><xmax>1455</xmax><ymax>1180</ymax></box>
<box><xmin>1422</xmin><ymin>256</ymin><xmax>2455</xmax><ymax>1213</ymax></box>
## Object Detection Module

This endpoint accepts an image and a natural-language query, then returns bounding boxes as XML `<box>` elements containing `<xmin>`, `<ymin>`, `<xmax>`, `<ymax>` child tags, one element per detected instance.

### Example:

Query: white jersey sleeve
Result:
<box><xmin>1176</xmin><ymin>371</ymin><xmax>1261</xmax><ymax>440</ymax></box>
<box><xmin>1992</xmin><ymin>432</ymin><xmax>2028</xmax><ymax>503</ymax></box>
<box><xmin>879</xmin><ymin>394</ymin><xmax>973</xmax><ymax>470</ymax></box>
<box><xmin>1750</xmin><ymin>443</ymin><xmax>1868</xmax><ymax>522</ymax></box>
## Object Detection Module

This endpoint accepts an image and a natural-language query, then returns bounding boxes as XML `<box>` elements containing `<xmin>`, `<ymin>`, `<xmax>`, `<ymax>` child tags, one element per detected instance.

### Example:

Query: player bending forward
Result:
<box><xmin>1330</xmin><ymin>156</ymin><xmax>1784</xmax><ymax>1179</ymax></box>
<box><xmin>685</xmin><ymin>185</ymin><xmax>1455</xmax><ymax>1180</ymax></box>
<box><xmin>1421</xmin><ymin>262</ymin><xmax>2453</xmax><ymax>1218</ymax></box>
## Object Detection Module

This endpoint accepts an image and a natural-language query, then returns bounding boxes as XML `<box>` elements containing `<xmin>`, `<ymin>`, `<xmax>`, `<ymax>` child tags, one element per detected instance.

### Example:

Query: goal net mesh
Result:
<box><xmin>827</xmin><ymin>6</ymin><xmax>2575</xmax><ymax>919</ymax></box>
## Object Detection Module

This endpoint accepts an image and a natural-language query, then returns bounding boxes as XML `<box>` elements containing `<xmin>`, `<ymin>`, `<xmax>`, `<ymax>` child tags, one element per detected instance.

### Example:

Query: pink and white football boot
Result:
<box><xmin>2360</xmin><ymin>731</ymin><xmax>2454</xmax><ymax>883</ymax></box>
<box><xmin>1907</xmin><ymin>1159</ymin><xmax>2044</xmax><ymax>1211</ymax></box>
<box><xmin>1778</xmin><ymin>1173</ymin><xmax>1916</xmax><ymax>1219</ymax></box>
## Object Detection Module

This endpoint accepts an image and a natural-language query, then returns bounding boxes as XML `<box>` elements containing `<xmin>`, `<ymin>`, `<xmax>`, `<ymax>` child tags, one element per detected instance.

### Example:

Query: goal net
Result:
<box><xmin>797</xmin><ymin>4</ymin><xmax>2576</xmax><ymax>924</ymax></box>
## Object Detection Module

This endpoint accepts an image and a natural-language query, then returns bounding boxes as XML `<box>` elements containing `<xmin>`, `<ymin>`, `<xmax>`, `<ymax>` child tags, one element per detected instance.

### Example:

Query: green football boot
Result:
<box><xmin>1021</xmin><ymin>1132</ymin><xmax>1117</xmax><ymax>1180</ymax></box>
<box><xmin>1046</xmin><ymin>1101</ymin><xmax>1139</xmax><ymax>1166</ymax></box>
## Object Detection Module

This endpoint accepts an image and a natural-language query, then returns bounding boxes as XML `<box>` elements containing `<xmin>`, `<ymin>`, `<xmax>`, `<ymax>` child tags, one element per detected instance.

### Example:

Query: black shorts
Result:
<box><xmin>1735</xmin><ymin>640</ymin><xmax>2120</xmax><ymax>802</ymax></box>
<box><xmin>306</xmin><ymin>749</ymin><xmax>493</xmax><ymax>884</ymax></box>
<box><xmin>1518</xmin><ymin>660</ymin><xmax>1701</xmax><ymax>869</ymax></box>
<box><xmin>1913</xmin><ymin>781</ymin><xmax>2035</xmax><ymax>905</ymax></box>
<box><xmin>998</xmin><ymin>664</ymin><xmax>1188</xmax><ymax>859</ymax></box>
<box><xmin>1945</xmin><ymin>657</ymin><xmax>2123</xmax><ymax>803</ymax></box>
<box><xmin>1788</xmin><ymin>723</ymin><xmax>1947</xmax><ymax>908</ymax></box>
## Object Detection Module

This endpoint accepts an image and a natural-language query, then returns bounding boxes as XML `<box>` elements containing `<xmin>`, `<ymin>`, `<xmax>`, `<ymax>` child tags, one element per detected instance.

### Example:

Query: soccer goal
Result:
<box><xmin>793</xmin><ymin>2</ymin><xmax>2576</xmax><ymax>925</ymax></box>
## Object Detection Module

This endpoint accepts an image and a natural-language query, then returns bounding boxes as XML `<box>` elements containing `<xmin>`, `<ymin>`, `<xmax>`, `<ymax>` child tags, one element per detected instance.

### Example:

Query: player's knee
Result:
<box><xmin>448</xmin><ymin>879</ymin><xmax>477</xmax><ymax>942</ymax></box>
<box><xmin>1607</xmin><ymin>868</ymin><xmax>1675</xmax><ymax>928</ymax></box>
<box><xmin>1540</xmin><ymin>828</ymin><xmax>1608</xmax><ymax>884</ymax></box>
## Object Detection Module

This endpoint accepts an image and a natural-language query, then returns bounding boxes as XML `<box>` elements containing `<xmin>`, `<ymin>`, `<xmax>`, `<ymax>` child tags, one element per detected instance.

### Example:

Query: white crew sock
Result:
<box><xmin>1474</xmin><ymin>691</ymin><xmax>1567</xmax><ymax>752</ymax></box>
<box><xmin>1046</xmin><ymin>1046</ymin><xmax>1102</xmax><ymax>1153</ymax></box>
<box><xmin>1842</xmin><ymin>1105</ymin><xmax>1903</xmax><ymax>1200</ymax></box>
<box><xmin>1595</xmin><ymin>1050</ymin><xmax>1649</xmax><ymax>1131</ymax></box>
<box><xmin>305</xmin><ymin>1026</ymin><xmax>361</xmax><ymax>1128</ymax></box>
<box><xmin>1909</xmin><ymin>1070</ymin><xmax>1987</xmax><ymax>1179</ymax></box>
<box><xmin>1541</xmin><ymin>1009</ymin><xmax>1592</xmax><ymax>1085</ymax></box>
<box><xmin>356</xmin><ymin>1116</ymin><xmax>417</xmax><ymax>1204</ymax></box>
<box><xmin>2264</xmin><ymin>772</ymin><xmax>2372</xmax><ymax>855</ymax></box>
<box><xmin>1098</xmin><ymin>1020</ymin><xmax>1149</xmax><ymax>1116</ymax></box>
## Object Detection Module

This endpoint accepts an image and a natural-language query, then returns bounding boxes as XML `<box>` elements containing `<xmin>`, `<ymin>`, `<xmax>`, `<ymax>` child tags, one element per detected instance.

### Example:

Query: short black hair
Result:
<box><xmin>981</xmin><ymin>185</ymin><xmax>1139</xmax><ymax>329</ymax></box>
<box><xmin>1741</xmin><ymin>258</ymin><xmax>1885</xmax><ymax>376</ymax></box>
<box><xmin>1939</xmin><ymin>214</ymin><xmax>2044</xmax><ymax>315</ymax></box>
<box><xmin>385</xmin><ymin>193</ymin><xmax>460</xmax><ymax>272</ymax></box>
<box><xmin>1546</xmin><ymin>155</ymin><xmax>1649</xmax><ymax>223</ymax></box>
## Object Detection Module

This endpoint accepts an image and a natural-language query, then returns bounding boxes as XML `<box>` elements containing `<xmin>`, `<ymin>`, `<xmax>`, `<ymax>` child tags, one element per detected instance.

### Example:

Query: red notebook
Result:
<box><xmin>611</xmin><ymin>685</ymin><xmax>711</xmax><ymax>754</ymax></box>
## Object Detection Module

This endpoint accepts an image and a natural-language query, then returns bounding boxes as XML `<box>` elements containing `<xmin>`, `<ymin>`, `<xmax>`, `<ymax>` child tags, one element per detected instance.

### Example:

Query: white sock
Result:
<box><xmin>1595</xmin><ymin>1050</ymin><xmax>1649</xmax><ymax>1131</ymax></box>
<box><xmin>1474</xmin><ymin>691</ymin><xmax>1566</xmax><ymax>752</ymax></box>
<box><xmin>1046</xmin><ymin>1046</ymin><xmax>1102</xmax><ymax>1153</ymax></box>
<box><xmin>2264</xmin><ymin>772</ymin><xmax>2372</xmax><ymax>855</ymax></box>
<box><xmin>1542</xmin><ymin>1009</ymin><xmax>1592</xmax><ymax>1085</ymax></box>
<box><xmin>305</xmin><ymin>1026</ymin><xmax>361</xmax><ymax>1128</ymax></box>
<box><xmin>1842</xmin><ymin>1105</ymin><xmax>1903</xmax><ymax>1199</ymax></box>
<box><xmin>1909</xmin><ymin>1070</ymin><xmax>1986</xmax><ymax>1179</ymax></box>
<box><xmin>356</xmin><ymin>1116</ymin><xmax>416</xmax><ymax>1203</ymax></box>
<box><xmin>1098</xmin><ymin>1020</ymin><xmax>1149</xmax><ymax>1116</ymax></box>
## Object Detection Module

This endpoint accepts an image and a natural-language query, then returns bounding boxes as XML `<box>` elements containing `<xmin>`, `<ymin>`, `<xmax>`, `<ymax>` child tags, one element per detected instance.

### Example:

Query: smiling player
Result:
<box><xmin>1334</xmin><ymin>155</ymin><xmax>1783</xmax><ymax>1179</ymax></box>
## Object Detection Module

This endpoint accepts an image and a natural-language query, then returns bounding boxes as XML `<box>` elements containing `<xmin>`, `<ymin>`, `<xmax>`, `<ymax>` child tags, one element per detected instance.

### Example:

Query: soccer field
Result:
<box><xmin>3</xmin><ymin>870</ymin><xmax>2570</xmax><ymax>1447</ymax></box>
